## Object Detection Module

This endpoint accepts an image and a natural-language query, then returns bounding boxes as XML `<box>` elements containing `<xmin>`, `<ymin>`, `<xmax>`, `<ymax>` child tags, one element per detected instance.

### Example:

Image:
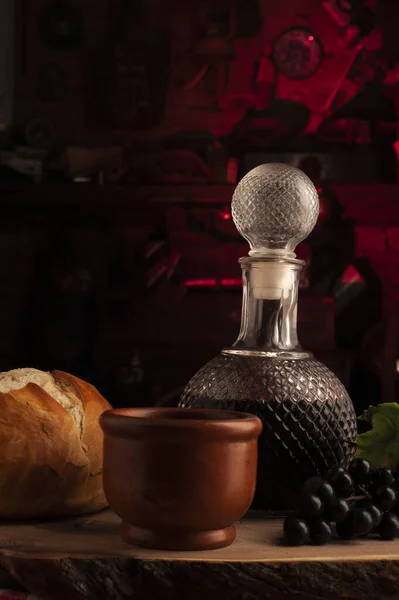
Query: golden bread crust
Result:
<box><xmin>0</xmin><ymin>371</ymin><xmax>111</xmax><ymax>518</ymax></box>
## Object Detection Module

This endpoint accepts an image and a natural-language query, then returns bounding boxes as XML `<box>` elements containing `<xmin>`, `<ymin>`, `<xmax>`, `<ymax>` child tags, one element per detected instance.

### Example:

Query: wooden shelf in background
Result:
<box><xmin>0</xmin><ymin>183</ymin><xmax>234</xmax><ymax>203</ymax></box>
<box><xmin>0</xmin><ymin>182</ymin><xmax>398</xmax><ymax>225</ymax></box>
<box><xmin>0</xmin><ymin>183</ymin><xmax>234</xmax><ymax>221</ymax></box>
<box><xmin>0</xmin><ymin>509</ymin><xmax>399</xmax><ymax>599</ymax></box>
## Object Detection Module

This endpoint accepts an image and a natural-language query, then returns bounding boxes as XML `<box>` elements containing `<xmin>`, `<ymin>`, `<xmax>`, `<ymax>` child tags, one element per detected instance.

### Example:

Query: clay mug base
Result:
<box><xmin>120</xmin><ymin>520</ymin><xmax>236</xmax><ymax>551</ymax></box>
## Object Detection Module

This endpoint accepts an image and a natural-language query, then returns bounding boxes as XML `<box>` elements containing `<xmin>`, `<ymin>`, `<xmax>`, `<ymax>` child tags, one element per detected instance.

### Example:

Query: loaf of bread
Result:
<box><xmin>0</xmin><ymin>368</ymin><xmax>111</xmax><ymax>518</ymax></box>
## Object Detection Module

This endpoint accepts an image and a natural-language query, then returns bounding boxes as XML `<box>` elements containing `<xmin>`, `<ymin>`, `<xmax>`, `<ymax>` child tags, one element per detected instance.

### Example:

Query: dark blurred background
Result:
<box><xmin>1</xmin><ymin>0</ymin><xmax>399</xmax><ymax>413</ymax></box>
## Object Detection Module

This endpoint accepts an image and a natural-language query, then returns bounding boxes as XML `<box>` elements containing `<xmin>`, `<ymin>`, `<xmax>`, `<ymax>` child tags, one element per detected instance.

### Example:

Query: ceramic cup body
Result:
<box><xmin>100</xmin><ymin>407</ymin><xmax>262</xmax><ymax>551</ymax></box>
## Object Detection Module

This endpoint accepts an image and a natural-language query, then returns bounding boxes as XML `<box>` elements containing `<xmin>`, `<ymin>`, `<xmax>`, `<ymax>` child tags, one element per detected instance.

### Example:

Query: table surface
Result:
<box><xmin>0</xmin><ymin>509</ymin><xmax>398</xmax><ymax>563</ymax></box>
<box><xmin>2</xmin><ymin>510</ymin><xmax>399</xmax><ymax>599</ymax></box>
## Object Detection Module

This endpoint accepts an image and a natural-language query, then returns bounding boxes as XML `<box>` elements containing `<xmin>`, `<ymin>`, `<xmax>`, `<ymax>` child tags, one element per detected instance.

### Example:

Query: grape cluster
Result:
<box><xmin>283</xmin><ymin>458</ymin><xmax>399</xmax><ymax>546</ymax></box>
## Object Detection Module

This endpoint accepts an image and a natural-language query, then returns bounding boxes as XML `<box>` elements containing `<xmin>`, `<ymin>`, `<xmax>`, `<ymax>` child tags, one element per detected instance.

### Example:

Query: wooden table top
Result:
<box><xmin>0</xmin><ymin>509</ymin><xmax>398</xmax><ymax>564</ymax></box>
<box><xmin>1</xmin><ymin>510</ymin><xmax>399</xmax><ymax>600</ymax></box>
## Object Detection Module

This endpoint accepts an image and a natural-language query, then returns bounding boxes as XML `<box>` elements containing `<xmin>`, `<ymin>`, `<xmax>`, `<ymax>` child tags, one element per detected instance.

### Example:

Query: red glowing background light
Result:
<box><xmin>221</xmin><ymin>278</ymin><xmax>242</xmax><ymax>286</ymax></box>
<box><xmin>341</xmin><ymin>265</ymin><xmax>364</xmax><ymax>285</ymax></box>
<box><xmin>185</xmin><ymin>278</ymin><xmax>242</xmax><ymax>288</ymax></box>
<box><xmin>308</xmin><ymin>35</ymin><xmax>314</xmax><ymax>41</ymax></box>
<box><xmin>185</xmin><ymin>279</ymin><xmax>217</xmax><ymax>287</ymax></box>
<box><xmin>220</xmin><ymin>207</ymin><xmax>232</xmax><ymax>220</ymax></box>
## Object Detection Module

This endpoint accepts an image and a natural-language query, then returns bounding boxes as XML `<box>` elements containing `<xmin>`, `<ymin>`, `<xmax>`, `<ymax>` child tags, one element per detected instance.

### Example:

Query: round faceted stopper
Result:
<box><xmin>231</xmin><ymin>163</ymin><xmax>319</xmax><ymax>256</ymax></box>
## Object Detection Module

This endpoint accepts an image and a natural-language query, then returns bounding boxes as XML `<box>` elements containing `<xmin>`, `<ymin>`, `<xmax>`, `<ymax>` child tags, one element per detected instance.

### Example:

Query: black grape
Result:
<box><xmin>303</xmin><ymin>478</ymin><xmax>335</xmax><ymax>505</ymax></box>
<box><xmin>309</xmin><ymin>519</ymin><xmax>332</xmax><ymax>545</ymax></box>
<box><xmin>298</xmin><ymin>494</ymin><xmax>324</xmax><ymax>518</ymax></box>
<box><xmin>336</xmin><ymin>509</ymin><xmax>373</xmax><ymax>539</ymax></box>
<box><xmin>376</xmin><ymin>512</ymin><xmax>399</xmax><ymax>541</ymax></box>
<box><xmin>325</xmin><ymin>498</ymin><xmax>349</xmax><ymax>523</ymax></box>
<box><xmin>351</xmin><ymin>508</ymin><xmax>374</xmax><ymax>535</ymax></box>
<box><xmin>303</xmin><ymin>477</ymin><xmax>324</xmax><ymax>495</ymax></box>
<box><xmin>373</xmin><ymin>486</ymin><xmax>396</xmax><ymax>511</ymax></box>
<box><xmin>336</xmin><ymin>518</ymin><xmax>355</xmax><ymax>540</ymax></box>
<box><xmin>283</xmin><ymin>517</ymin><xmax>310</xmax><ymax>546</ymax></box>
<box><xmin>371</xmin><ymin>467</ymin><xmax>395</xmax><ymax>488</ymax></box>
<box><xmin>349</xmin><ymin>458</ymin><xmax>371</xmax><ymax>485</ymax></box>
<box><xmin>324</xmin><ymin>468</ymin><xmax>353</xmax><ymax>498</ymax></box>
<box><xmin>324</xmin><ymin>466</ymin><xmax>344</xmax><ymax>481</ymax></box>
<box><xmin>318</xmin><ymin>482</ymin><xmax>335</xmax><ymax>506</ymax></box>
<box><xmin>336</xmin><ymin>516</ymin><xmax>356</xmax><ymax>540</ymax></box>
<box><xmin>355</xmin><ymin>499</ymin><xmax>382</xmax><ymax>529</ymax></box>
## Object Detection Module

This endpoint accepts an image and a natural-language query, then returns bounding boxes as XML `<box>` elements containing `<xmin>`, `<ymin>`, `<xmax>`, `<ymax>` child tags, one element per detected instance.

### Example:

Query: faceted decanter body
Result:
<box><xmin>179</xmin><ymin>164</ymin><xmax>357</xmax><ymax>511</ymax></box>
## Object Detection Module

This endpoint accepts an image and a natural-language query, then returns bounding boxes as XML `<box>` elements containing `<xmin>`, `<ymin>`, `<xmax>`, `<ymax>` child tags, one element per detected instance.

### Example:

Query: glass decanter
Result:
<box><xmin>179</xmin><ymin>163</ymin><xmax>357</xmax><ymax>511</ymax></box>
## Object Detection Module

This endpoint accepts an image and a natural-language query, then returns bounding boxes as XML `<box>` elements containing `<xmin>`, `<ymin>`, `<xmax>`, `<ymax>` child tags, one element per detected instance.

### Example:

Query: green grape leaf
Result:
<box><xmin>355</xmin><ymin>403</ymin><xmax>399</xmax><ymax>469</ymax></box>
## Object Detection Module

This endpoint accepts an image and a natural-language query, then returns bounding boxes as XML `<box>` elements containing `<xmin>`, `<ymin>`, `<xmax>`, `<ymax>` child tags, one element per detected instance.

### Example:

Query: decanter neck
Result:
<box><xmin>224</xmin><ymin>257</ymin><xmax>310</xmax><ymax>359</ymax></box>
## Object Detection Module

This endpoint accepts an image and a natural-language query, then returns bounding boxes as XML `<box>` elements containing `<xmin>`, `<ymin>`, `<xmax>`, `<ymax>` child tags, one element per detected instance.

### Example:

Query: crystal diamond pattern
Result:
<box><xmin>232</xmin><ymin>163</ymin><xmax>319</xmax><ymax>252</ymax></box>
<box><xmin>180</xmin><ymin>354</ymin><xmax>357</xmax><ymax>511</ymax></box>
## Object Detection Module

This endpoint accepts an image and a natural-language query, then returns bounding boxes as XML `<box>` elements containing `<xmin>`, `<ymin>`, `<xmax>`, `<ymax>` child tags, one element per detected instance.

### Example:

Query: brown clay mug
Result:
<box><xmin>100</xmin><ymin>407</ymin><xmax>262</xmax><ymax>551</ymax></box>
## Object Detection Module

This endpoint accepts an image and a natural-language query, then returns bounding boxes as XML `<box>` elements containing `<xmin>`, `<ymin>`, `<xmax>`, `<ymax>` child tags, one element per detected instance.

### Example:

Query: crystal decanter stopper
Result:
<box><xmin>232</xmin><ymin>162</ymin><xmax>319</xmax><ymax>257</ymax></box>
<box><xmin>180</xmin><ymin>163</ymin><xmax>357</xmax><ymax>511</ymax></box>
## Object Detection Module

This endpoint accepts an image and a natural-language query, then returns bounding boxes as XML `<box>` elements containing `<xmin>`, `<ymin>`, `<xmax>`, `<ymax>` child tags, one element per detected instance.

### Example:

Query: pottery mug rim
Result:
<box><xmin>100</xmin><ymin>407</ymin><xmax>262</xmax><ymax>440</ymax></box>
